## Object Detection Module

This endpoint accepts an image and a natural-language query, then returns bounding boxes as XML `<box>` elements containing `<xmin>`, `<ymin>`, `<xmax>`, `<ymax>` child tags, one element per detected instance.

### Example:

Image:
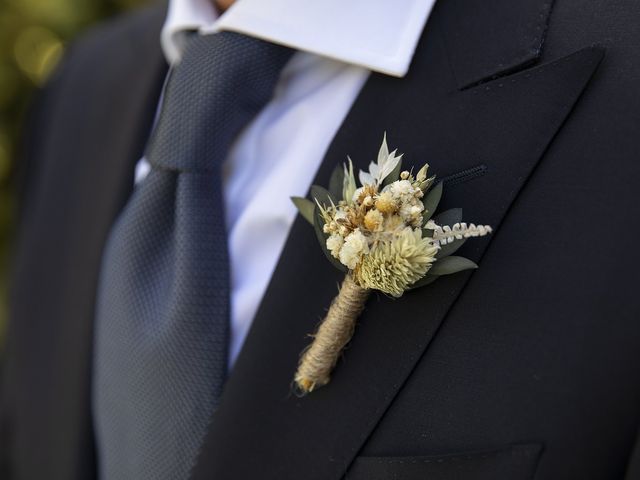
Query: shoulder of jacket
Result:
<box><xmin>51</xmin><ymin>1</ymin><xmax>167</xmax><ymax>86</ymax></box>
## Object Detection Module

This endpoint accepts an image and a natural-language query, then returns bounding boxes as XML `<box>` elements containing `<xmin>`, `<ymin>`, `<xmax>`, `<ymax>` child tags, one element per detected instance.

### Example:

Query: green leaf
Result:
<box><xmin>432</xmin><ymin>207</ymin><xmax>462</xmax><ymax>227</ymax></box>
<box><xmin>343</xmin><ymin>157</ymin><xmax>357</xmax><ymax>203</ymax></box>
<box><xmin>382</xmin><ymin>157</ymin><xmax>403</xmax><ymax>187</ymax></box>
<box><xmin>409</xmin><ymin>274</ymin><xmax>440</xmax><ymax>289</ymax></box>
<box><xmin>422</xmin><ymin>182</ymin><xmax>443</xmax><ymax>224</ymax></box>
<box><xmin>329</xmin><ymin>165</ymin><xmax>344</xmax><ymax>201</ymax></box>
<box><xmin>436</xmin><ymin>238</ymin><xmax>466</xmax><ymax>259</ymax></box>
<box><xmin>429</xmin><ymin>256</ymin><xmax>477</xmax><ymax>276</ymax></box>
<box><xmin>313</xmin><ymin>206</ymin><xmax>348</xmax><ymax>273</ymax></box>
<box><xmin>291</xmin><ymin>197</ymin><xmax>315</xmax><ymax>225</ymax></box>
<box><xmin>310</xmin><ymin>185</ymin><xmax>335</xmax><ymax>208</ymax></box>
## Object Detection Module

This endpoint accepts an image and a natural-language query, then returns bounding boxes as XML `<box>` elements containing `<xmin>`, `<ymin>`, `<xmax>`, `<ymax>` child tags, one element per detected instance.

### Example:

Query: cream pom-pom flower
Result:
<box><xmin>356</xmin><ymin>228</ymin><xmax>439</xmax><ymax>297</ymax></box>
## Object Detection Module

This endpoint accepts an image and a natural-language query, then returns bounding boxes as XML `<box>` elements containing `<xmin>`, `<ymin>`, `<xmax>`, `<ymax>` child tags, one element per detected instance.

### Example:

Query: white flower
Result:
<box><xmin>397</xmin><ymin>200</ymin><xmax>424</xmax><ymax>227</ymax></box>
<box><xmin>326</xmin><ymin>234</ymin><xmax>344</xmax><ymax>259</ymax></box>
<box><xmin>391</xmin><ymin>179</ymin><xmax>414</xmax><ymax>196</ymax></box>
<box><xmin>385</xmin><ymin>179</ymin><xmax>418</xmax><ymax>204</ymax></box>
<box><xmin>338</xmin><ymin>229</ymin><xmax>370</xmax><ymax>269</ymax></box>
<box><xmin>399</xmin><ymin>203</ymin><xmax>413</xmax><ymax>220</ymax></box>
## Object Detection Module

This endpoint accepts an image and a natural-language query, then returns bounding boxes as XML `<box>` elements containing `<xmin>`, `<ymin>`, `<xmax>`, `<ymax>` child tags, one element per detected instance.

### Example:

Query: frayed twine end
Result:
<box><xmin>293</xmin><ymin>275</ymin><xmax>370</xmax><ymax>395</ymax></box>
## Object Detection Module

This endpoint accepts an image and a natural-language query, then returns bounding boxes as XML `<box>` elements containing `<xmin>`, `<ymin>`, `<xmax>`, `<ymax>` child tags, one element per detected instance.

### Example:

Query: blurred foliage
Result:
<box><xmin>0</xmin><ymin>0</ymin><xmax>151</xmax><ymax>349</ymax></box>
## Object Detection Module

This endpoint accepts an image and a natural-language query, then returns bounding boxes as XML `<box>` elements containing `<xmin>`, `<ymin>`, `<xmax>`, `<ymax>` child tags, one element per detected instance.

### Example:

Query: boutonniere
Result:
<box><xmin>291</xmin><ymin>135</ymin><xmax>492</xmax><ymax>394</ymax></box>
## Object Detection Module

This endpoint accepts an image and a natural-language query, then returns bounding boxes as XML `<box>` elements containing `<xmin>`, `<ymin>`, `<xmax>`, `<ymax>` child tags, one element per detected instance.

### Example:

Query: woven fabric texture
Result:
<box><xmin>92</xmin><ymin>32</ymin><xmax>293</xmax><ymax>480</ymax></box>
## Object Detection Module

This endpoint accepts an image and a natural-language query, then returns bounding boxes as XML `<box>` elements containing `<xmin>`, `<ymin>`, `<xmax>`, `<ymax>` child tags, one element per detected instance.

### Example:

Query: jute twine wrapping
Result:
<box><xmin>294</xmin><ymin>274</ymin><xmax>370</xmax><ymax>394</ymax></box>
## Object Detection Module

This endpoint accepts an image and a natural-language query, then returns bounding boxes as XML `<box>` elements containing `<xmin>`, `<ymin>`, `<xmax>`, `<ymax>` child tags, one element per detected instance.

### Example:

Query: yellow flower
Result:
<box><xmin>375</xmin><ymin>191</ymin><xmax>396</xmax><ymax>214</ymax></box>
<box><xmin>363</xmin><ymin>209</ymin><xmax>384</xmax><ymax>232</ymax></box>
<box><xmin>356</xmin><ymin>228</ymin><xmax>438</xmax><ymax>297</ymax></box>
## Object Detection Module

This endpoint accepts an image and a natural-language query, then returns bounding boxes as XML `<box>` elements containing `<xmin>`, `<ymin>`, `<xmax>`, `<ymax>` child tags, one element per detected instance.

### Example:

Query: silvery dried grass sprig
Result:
<box><xmin>291</xmin><ymin>134</ymin><xmax>492</xmax><ymax>394</ymax></box>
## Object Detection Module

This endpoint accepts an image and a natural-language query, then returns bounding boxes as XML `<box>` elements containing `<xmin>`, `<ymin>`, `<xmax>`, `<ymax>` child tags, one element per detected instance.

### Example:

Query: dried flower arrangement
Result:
<box><xmin>291</xmin><ymin>135</ymin><xmax>492</xmax><ymax>394</ymax></box>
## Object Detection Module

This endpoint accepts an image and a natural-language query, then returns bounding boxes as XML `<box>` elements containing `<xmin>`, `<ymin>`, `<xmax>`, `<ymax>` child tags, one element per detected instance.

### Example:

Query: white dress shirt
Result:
<box><xmin>136</xmin><ymin>0</ymin><xmax>436</xmax><ymax>367</ymax></box>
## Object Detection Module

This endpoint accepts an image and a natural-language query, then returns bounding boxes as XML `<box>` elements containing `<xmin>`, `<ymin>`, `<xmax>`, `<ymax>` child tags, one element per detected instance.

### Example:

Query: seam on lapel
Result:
<box><xmin>466</xmin><ymin>45</ymin><xmax>601</xmax><ymax>97</ymax></box>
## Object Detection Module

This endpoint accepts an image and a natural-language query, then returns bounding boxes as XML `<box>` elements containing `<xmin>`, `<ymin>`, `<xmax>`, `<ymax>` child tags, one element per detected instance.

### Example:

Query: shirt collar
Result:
<box><xmin>161</xmin><ymin>0</ymin><xmax>437</xmax><ymax>77</ymax></box>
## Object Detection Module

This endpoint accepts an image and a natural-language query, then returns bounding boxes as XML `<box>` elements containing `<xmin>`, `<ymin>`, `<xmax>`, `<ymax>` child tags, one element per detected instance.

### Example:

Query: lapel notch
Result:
<box><xmin>437</xmin><ymin>0</ymin><xmax>555</xmax><ymax>89</ymax></box>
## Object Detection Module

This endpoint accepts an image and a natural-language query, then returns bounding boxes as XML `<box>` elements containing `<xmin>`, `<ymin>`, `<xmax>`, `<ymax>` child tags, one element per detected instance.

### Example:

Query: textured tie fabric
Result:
<box><xmin>92</xmin><ymin>32</ymin><xmax>293</xmax><ymax>480</ymax></box>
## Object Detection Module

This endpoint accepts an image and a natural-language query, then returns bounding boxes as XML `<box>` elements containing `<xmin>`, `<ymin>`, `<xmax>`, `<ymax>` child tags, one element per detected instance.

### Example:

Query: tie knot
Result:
<box><xmin>147</xmin><ymin>31</ymin><xmax>293</xmax><ymax>172</ymax></box>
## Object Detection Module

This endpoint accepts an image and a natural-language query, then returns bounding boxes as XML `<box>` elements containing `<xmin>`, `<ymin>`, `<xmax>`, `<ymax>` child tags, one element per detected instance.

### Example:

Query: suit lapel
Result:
<box><xmin>191</xmin><ymin>1</ymin><xmax>603</xmax><ymax>479</ymax></box>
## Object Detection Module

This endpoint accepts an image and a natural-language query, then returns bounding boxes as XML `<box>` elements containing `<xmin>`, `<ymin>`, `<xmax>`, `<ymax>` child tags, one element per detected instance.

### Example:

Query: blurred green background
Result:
<box><xmin>0</xmin><ymin>0</ymin><xmax>150</xmax><ymax>350</ymax></box>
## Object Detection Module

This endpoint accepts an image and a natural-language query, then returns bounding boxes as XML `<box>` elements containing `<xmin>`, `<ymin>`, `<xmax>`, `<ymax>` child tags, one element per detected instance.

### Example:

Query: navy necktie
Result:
<box><xmin>92</xmin><ymin>32</ymin><xmax>293</xmax><ymax>479</ymax></box>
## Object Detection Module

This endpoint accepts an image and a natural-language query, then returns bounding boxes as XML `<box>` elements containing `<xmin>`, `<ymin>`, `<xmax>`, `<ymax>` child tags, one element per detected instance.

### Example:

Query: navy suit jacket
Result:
<box><xmin>3</xmin><ymin>0</ymin><xmax>640</xmax><ymax>478</ymax></box>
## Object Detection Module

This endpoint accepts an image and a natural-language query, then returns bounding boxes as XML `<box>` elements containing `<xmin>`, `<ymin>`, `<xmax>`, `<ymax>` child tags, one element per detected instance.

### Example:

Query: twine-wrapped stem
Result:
<box><xmin>294</xmin><ymin>274</ymin><xmax>370</xmax><ymax>394</ymax></box>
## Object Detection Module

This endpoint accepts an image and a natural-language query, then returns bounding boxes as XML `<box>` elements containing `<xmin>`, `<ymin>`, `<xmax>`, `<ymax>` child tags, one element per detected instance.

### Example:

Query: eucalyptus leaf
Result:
<box><xmin>432</xmin><ymin>207</ymin><xmax>463</xmax><ymax>227</ymax></box>
<box><xmin>409</xmin><ymin>274</ymin><xmax>440</xmax><ymax>289</ymax></box>
<box><xmin>429</xmin><ymin>255</ymin><xmax>477</xmax><ymax>276</ymax></box>
<box><xmin>291</xmin><ymin>197</ymin><xmax>315</xmax><ymax>225</ymax></box>
<box><xmin>329</xmin><ymin>165</ymin><xmax>344</xmax><ymax>201</ymax></box>
<box><xmin>313</xmin><ymin>206</ymin><xmax>348</xmax><ymax>273</ymax></box>
<box><xmin>422</xmin><ymin>182</ymin><xmax>443</xmax><ymax>224</ymax></box>
<box><xmin>382</xmin><ymin>157</ymin><xmax>403</xmax><ymax>188</ymax></box>
<box><xmin>310</xmin><ymin>185</ymin><xmax>335</xmax><ymax>208</ymax></box>
<box><xmin>436</xmin><ymin>238</ymin><xmax>466</xmax><ymax>259</ymax></box>
<box><xmin>361</xmin><ymin>134</ymin><xmax>403</xmax><ymax>186</ymax></box>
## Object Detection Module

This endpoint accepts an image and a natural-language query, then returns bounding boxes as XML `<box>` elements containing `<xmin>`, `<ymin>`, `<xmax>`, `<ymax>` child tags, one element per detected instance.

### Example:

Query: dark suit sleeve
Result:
<box><xmin>0</xmin><ymin>50</ymin><xmax>68</xmax><ymax>479</ymax></box>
